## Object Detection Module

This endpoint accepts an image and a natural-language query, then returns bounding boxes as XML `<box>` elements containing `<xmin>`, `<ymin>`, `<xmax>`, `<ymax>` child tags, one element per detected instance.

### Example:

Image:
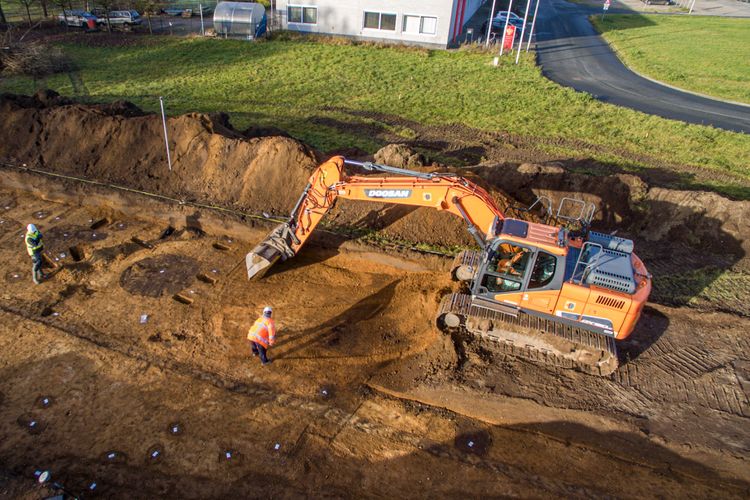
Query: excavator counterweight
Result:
<box><xmin>245</xmin><ymin>156</ymin><xmax>652</xmax><ymax>376</ymax></box>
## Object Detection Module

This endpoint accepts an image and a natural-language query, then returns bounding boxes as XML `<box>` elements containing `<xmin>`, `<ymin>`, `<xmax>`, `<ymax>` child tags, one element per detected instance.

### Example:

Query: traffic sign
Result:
<box><xmin>503</xmin><ymin>24</ymin><xmax>516</xmax><ymax>51</ymax></box>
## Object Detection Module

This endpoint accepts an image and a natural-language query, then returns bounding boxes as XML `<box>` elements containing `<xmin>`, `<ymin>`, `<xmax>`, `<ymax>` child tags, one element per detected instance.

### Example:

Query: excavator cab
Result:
<box><xmin>473</xmin><ymin>238</ymin><xmax>565</xmax><ymax>305</ymax></box>
<box><xmin>478</xmin><ymin>243</ymin><xmax>532</xmax><ymax>293</ymax></box>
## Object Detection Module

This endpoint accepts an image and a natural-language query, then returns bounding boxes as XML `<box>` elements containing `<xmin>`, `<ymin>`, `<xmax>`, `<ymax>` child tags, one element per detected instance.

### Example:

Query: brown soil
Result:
<box><xmin>0</xmin><ymin>94</ymin><xmax>748</xmax><ymax>497</ymax></box>
<box><xmin>3</xmin><ymin>92</ymin><xmax>749</xmax><ymax>256</ymax></box>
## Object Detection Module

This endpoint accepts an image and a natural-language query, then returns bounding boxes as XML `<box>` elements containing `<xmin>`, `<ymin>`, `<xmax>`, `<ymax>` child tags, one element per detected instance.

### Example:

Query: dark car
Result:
<box><xmin>483</xmin><ymin>17</ymin><xmax>524</xmax><ymax>36</ymax></box>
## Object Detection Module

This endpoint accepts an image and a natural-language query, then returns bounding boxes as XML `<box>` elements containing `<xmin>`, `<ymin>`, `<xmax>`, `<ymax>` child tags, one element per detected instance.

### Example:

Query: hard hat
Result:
<box><xmin>263</xmin><ymin>306</ymin><xmax>273</xmax><ymax>317</ymax></box>
<box><xmin>27</xmin><ymin>223</ymin><xmax>37</xmax><ymax>233</ymax></box>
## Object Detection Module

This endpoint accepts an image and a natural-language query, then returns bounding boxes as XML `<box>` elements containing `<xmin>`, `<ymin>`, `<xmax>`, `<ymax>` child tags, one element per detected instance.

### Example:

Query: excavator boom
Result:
<box><xmin>246</xmin><ymin>156</ymin><xmax>503</xmax><ymax>279</ymax></box>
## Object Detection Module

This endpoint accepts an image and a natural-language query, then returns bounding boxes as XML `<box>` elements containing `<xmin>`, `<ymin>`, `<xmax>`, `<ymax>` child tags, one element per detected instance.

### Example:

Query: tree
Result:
<box><xmin>133</xmin><ymin>0</ymin><xmax>158</xmax><ymax>34</ymax></box>
<box><xmin>0</xmin><ymin>0</ymin><xmax>8</xmax><ymax>26</ymax></box>
<box><xmin>95</xmin><ymin>0</ymin><xmax>117</xmax><ymax>32</ymax></box>
<box><xmin>17</xmin><ymin>0</ymin><xmax>38</xmax><ymax>26</ymax></box>
<box><xmin>50</xmin><ymin>0</ymin><xmax>70</xmax><ymax>29</ymax></box>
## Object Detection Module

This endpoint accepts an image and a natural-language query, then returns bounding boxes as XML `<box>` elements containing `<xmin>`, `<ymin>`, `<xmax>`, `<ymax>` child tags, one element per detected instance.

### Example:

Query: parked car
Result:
<box><xmin>98</xmin><ymin>10</ymin><xmax>142</xmax><ymax>26</ymax></box>
<box><xmin>162</xmin><ymin>6</ymin><xmax>192</xmax><ymax>16</ymax></box>
<box><xmin>641</xmin><ymin>0</ymin><xmax>671</xmax><ymax>4</ymax></box>
<box><xmin>57</xmin><ymin>10</ymin><xmax>98</xmax><ymax>28</ymax></box>
<box><xmin>491</xmin><ymin>11</ymin><xmax>527</xmax><ymax>31</ymax></box>
<box><xmin>493</xmin><ymin>11</ymin><xmax>523</xmax><ymax>23</ymax></box>
<box><xmin>492</xmin><ymin>18</ymin><xmax>524</xmax><ymax>30</ymax></box>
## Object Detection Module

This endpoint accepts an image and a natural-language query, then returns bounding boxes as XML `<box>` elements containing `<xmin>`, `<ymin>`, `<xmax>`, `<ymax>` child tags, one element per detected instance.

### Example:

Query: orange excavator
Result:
<box><xmin>246</xmin><ymin>156</ymin><xmax>651</xmax><ymax>376</ymax></box>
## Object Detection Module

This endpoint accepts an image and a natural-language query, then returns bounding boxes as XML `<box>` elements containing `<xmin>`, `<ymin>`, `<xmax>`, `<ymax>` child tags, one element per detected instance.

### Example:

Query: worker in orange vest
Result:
<box><xmin>248</xmin><ymin>306</ymin><xmax>276</xmax><ymax>365</ymax></box>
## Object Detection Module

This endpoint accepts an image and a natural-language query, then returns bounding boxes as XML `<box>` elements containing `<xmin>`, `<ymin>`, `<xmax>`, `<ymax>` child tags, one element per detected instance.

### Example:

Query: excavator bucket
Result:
<box><xmin>245</xmin><ymin>223</ymin><xmax>298</xmax><ymax>280</ymax></box>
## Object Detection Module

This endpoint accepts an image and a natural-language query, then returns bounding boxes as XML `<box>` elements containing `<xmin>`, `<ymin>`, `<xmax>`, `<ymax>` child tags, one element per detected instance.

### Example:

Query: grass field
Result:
<box><xmin>1</xmin><ymin>35</ymin><xmax>749</xmax><ymax>198</ymax></box>
<box><xmin>592</xmin><ymin>14</ymin><xmax>750</xmax><ymax>104</ymax></box>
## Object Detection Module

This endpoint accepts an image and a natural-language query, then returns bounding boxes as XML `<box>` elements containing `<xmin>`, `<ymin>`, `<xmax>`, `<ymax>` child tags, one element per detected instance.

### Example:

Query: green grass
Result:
<box><xmin>1</xmin><ymin>35</ymin><xmax>750</xmax><ymax>198</ymax></box>
<box><xmin>652</xmin><ymin>267</ymin><xmax>750</xmax><ymax>316</ymax></box>
<box><xmin>592</xmin><ymin>14</ymin><xmax>750</xmax><ymax>104</ymax></box>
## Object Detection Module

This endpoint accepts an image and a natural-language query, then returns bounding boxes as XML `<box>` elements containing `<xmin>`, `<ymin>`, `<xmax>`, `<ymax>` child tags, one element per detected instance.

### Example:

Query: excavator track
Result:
<box><xmin>437</xmin><ymin>293</ymin><xmax>619</xmax><ymax>376</ymax></box>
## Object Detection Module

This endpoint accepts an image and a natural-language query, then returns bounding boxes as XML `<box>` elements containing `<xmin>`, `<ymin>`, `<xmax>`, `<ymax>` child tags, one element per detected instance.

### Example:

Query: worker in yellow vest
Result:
<box><xmin>247</xmin><ymin>306</ymin><xmax>276</xmax><ymax>365</ymax></box>
<box><xmin>25</xmin><ymin>224</ymin><xmax>45</xmax><ymax>285</ymax></box>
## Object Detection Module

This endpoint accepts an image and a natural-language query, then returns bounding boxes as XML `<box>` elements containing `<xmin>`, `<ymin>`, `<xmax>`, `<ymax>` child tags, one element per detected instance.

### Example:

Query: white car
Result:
<box><xmin>57</xmin><ymin>10</ymin><xmax>98</xmax><ymax>27</ymax></box>
<box><xmin>98</xmin><ymin>10</ymin><xmax>142</xmax><ymax>26</ymax></box>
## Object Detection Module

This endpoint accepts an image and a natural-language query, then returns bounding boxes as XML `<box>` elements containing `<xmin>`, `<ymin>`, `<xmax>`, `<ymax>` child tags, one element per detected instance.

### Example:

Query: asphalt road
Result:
<box><xmin>534</xmin><ymin>0</ymin><xmax>750</xmax><ymax>133</ymax></box>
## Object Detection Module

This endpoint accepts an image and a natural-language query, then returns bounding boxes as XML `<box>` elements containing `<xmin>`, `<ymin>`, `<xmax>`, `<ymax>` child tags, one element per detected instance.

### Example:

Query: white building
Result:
<box><xmin>274</xmin><ymin>0</ymin><xmax>486</xmax><ymax>49</ymax></box>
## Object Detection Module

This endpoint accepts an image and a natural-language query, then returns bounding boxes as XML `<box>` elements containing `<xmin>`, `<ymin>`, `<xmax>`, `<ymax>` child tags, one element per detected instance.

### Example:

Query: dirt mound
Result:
<box><xmin>0</xmin><ymin>92</ymin><xmax>319</xmax><ymax>217</ymax></box>
<box><xmin>474</xmin><ymin>162</ymin><xmax>750</xmax><ymax>267</ymax></box>
<box><xmin>374</xmin><ymin>144</ymin><xmax>427</xmax><ymax>168</ymax></box>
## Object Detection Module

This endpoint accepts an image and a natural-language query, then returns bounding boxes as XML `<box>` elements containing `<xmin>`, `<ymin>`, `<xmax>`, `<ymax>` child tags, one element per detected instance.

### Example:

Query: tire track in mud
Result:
<box><xmin>612</xmin><ymin>335</ymin><xmax>750</xmax><ymax>418</ymax></box>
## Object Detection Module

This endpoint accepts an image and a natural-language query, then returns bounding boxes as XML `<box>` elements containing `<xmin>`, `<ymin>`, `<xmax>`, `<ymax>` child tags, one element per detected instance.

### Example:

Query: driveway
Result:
<box><xmin>534</xmin><ymin>0</ymin><xmax>750</xmax><ymax>133</ymax></box>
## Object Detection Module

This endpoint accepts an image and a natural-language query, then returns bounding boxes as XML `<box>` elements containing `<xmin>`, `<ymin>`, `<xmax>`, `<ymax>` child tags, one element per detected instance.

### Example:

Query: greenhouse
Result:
<box><xmin>213</xmin><ymin>2</ymin><xmax>267</xmax><ymax>39</ymax></box>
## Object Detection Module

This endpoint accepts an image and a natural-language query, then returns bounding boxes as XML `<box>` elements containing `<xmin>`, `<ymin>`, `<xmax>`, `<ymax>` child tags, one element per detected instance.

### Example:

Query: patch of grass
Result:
<box><xmin>592</xmin><ymin>14</ymin><xmax>750</xmax><ymax>104</ymax></box>
<box><xmin>1</xmin><ymin>36</ymin><xmax>750</xmax><ymax>198</ymax></box>
<box><xmin>651</xmin><ymin>267</ymin><xmax>750</xmax><ymax>316</ymax></box>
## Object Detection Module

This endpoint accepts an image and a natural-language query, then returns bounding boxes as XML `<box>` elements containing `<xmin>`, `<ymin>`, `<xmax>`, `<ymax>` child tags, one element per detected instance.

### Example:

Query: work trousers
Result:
<box><xmin>31</xmin><ymin>253</ymin><xmax>43</xmax><ymax>283</ymax></box>
<box><xmin>251</xmin><ymin>342</ymin><xmax>270</xmax><ymax>364</ymax></box>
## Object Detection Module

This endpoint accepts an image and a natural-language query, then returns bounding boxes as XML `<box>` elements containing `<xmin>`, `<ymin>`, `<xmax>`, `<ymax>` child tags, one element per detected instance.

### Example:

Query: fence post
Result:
<box><xmin>526</xmin><ymin>0</ymin><xmax>541</xmax><ymax>52</ymax></box>
<box><xmin>159</xmin><ymin>97</ymin><xmax>173</xmax><ymax>171</ymax></box>
<box><xmin>199</xmin><ymin>3</ymin><xmax>205</xmax><ymax>35</ymax></box>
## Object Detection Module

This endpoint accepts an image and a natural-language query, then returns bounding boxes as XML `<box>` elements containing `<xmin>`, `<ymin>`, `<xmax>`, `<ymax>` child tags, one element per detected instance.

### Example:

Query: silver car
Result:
<box><xmin>99</xmin><ymin>10</ymin><xmax>142</xmax><ymax>26</ymax></box>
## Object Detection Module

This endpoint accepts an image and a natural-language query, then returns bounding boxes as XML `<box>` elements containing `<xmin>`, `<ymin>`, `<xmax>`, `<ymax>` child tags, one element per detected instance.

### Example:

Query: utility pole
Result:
<box><xmin>498</xmin><ymin>0</ymin><xmax>514</xmax><ymax>56</ymax></box>
<box><xmin>689</xmin><ymin>0</ymin><xmax>697</xmax><ymax>13</ymax></box>
<box><xmin>484</xmin><ymin>0</ymin><xmax>497</xmax><ymax>48</ymax></box>
<box><xmin>526</xmin><ymin>0</ymin><xmax>541</xmax><ymax>52</ymax></box>
<box><xmin>159</xmin><ymin>97</ymin><xmax>173</xmax><ymax>171</ymax></box>
<box><xmin>515</xmin><ymin>0</ymin><xmax>532</xmax><ymax>64</ymax></box>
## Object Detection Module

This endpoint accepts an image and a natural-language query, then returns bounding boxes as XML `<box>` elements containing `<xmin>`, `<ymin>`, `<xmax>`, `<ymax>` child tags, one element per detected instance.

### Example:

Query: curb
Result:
<box><xmin>589</xmin><ymin>16</ymin><xmax>750</xmax><ymax>110</ymax></box>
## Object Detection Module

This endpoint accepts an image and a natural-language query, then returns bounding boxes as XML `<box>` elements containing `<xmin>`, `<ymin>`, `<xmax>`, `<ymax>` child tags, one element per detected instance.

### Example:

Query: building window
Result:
<box><xmin>288</xmin><ymin>5</ymin><xmax>317</xmax><ymax>24</ymax></box>
<box><xmin>363</xmin><ymin>11</ymin><xmax>396</xmax><ymax>31</ymax></box>
<box><xmin>421</xmin><ymin>16</ymin><xmax>437</xmax><ymax>35</ymax></box>
<box><xmin>403</xmin><ymin>15</ymin><xmax>437</xmax><ymax>35</ymax></box>
<box><xmin>303</xmin><ymin>7</ymin><xmax>317</xmax><ymax>23</ymax></box>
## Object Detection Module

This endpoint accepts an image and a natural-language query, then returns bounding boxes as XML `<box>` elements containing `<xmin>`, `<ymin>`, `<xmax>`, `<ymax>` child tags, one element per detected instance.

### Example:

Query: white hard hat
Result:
<box><xmin>263</xmin><ymin>306</ymin><xmax>273</xmax><ymax>316</ymax></box>
<box><xmin>27</xmin><ymin>223</ymin><xmax>37</xmax><ymax>233</ymax></box>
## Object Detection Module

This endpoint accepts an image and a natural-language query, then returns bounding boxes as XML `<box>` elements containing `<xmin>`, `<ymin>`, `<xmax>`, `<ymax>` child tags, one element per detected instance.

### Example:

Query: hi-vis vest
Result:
<box><xmin>247</xmin><ymin>316</ymin><xmax>276</xmax><ymax>347</ymax></box>
<box><xmin>25</xmin><ymin>231</ymin><xmax>43</xmax><ymax>256</ymax></box>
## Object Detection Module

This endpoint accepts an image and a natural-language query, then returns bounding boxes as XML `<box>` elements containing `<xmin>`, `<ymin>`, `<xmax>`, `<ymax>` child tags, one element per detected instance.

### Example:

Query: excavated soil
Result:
<box><xmin>0</xmin><ymin>94</ymin><xmax>749</xmax><ymax>497</ymax></box>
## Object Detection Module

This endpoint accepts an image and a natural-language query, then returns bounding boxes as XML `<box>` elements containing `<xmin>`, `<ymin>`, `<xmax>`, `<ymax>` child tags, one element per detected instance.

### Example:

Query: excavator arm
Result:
<box><xmin>246</xmin><ymin>156</ymin><xmax>504</xmax><ymax>279</ymax></box>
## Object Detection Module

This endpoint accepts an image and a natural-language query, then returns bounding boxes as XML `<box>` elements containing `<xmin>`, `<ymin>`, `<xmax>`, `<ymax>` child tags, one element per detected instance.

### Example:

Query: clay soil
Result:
<box><xmin>0</xmin><ymin>95</ymin><xmax>749</xmax><ymax>498</ymax></box>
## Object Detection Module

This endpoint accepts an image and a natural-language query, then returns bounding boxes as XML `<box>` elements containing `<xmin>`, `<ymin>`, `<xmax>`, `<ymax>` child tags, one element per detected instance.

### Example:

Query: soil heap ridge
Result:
<box><xmin>1</xmin><ymin>92</ymin><xmax>748</xmax><ymax>263</ymax></box>
<box><xmin>0</xmin><ymin>91</ymin><xmax>320</xmax><ymax>217</ymax></box>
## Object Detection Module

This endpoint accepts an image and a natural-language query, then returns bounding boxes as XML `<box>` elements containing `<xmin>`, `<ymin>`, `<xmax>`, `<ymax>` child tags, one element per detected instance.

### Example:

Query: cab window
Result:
<box><xmin>480</xmin><ymin>243</ymin><xmax>532</xmax><ymax>293</ymax></box>
<box><xmin>528</xmin><ymin>251</ymin><xmax>557</xmax><ymax>289</ymax></box>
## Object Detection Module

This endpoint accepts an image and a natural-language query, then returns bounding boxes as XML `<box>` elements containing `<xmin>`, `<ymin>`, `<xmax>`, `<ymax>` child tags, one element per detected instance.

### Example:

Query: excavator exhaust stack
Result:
<box><xmin>245</xmin><ymin>223</ymin><xmax>298</xmax><ymax>280</ymax></box>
